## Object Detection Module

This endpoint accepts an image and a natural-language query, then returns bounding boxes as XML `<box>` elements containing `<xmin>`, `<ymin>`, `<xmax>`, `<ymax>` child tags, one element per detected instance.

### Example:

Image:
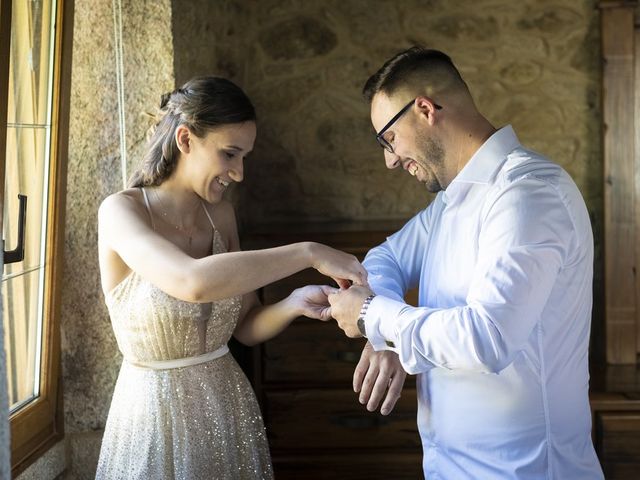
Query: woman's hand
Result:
<box><xmin>288</xmin><ymin>285</ymin><xmax>338</xmax><ymax>321</ymax></box>
<box><xmin>308</xmin><ymin>243</ymin><xmax>368</xmax><ymax>289</ymax></box>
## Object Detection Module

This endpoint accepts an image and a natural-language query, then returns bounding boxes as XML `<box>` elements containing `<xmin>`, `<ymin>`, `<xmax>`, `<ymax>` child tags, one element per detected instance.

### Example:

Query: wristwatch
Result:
<box><xmin>357</xmin><ymin>294</ymin><xmax>376</xmax><ymax>337</ymax></box>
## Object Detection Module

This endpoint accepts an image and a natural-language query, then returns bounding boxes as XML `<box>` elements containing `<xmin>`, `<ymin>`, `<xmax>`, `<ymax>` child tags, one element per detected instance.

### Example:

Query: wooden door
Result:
<box><xmin>600</xmin><ymin>0</ymin><xmax>640</xmax><ymax>364</ymax></box>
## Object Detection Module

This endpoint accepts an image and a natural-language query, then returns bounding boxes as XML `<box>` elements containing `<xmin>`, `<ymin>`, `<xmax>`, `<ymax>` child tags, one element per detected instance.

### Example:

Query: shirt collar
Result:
<box><xmin>443</xmin><ymin>125</ymin><xmax>520</xmax><ymax>203</ymax></box>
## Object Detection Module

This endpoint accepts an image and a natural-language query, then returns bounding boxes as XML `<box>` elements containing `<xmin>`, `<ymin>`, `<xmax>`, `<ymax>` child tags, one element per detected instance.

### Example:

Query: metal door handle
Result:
<box><xmin>3</xmin><ymin>194</ymin><xmax>27</xmax><ymax>264</ymax></box>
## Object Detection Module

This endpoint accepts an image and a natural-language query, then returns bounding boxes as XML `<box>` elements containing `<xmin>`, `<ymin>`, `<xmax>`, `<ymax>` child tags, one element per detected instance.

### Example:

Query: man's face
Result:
<box><xmin>370</xmin><ymin>93</ymin><xmax>446</xmax><ymax>193</ymax></box>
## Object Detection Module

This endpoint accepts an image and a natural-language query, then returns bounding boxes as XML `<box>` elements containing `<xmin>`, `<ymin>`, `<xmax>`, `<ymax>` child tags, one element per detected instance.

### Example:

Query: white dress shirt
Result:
<box><xmin>363</xmin><ymin>126</ymin><xmax>604</xmax><ymax>479</ymax></box>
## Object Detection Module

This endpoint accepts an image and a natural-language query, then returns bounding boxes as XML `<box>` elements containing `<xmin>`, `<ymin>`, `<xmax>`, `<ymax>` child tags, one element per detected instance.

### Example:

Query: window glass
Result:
<box><xmin>2</xmin><ymin>0</ymin><xmax>56</xmax><ymax>413</ymax></box>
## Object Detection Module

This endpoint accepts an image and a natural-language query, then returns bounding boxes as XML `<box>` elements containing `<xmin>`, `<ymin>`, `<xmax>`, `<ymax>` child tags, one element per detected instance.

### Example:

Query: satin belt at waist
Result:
<box><xmin>125</xmin><ymin>344</ymin><xmax>229</xmax><ymax>370</ymax></box>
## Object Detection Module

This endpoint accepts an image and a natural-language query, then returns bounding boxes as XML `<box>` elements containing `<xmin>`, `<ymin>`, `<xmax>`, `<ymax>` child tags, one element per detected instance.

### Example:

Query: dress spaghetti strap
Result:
<box><xmin>200</xmin><ymin>201</ymin><xmax>216</xmax><ymax>230</ymax></box>
<box><xmin>140</xmin><ymin>187</ymin><xmax>156</xmax><ymax>230</ymax></box>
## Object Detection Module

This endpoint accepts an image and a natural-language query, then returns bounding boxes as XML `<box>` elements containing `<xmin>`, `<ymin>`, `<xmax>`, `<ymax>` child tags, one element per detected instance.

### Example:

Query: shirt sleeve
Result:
<box><xmin>364</xmin><ymin>178</ymin><xmax>576</xmax><ymax>375</ymax></box>
<box><xmin>362</xmin><ymin>206</ymin><xmax>433</xmax><ymax>351</ymax></box>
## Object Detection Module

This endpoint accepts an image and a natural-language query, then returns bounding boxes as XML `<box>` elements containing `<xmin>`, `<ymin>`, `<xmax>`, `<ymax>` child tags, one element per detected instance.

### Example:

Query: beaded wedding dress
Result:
<box><xmin>95</xmin><ymin>188</ymin><xmax>273</xmax><ymax>479</ymax></box>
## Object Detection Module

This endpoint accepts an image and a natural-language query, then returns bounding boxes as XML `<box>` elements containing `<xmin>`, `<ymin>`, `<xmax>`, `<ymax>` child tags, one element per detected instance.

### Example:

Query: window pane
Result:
<box><xmin>2</xmin><ymin>268</ymin><xmax>44</xmax><ymax>411</ymax></box>
<box><xmin>3</xmin><ymin>126</ymin><xmax>48</xmax><ymax>278</ymax></box>
<box><xmin>2</xmin><ymin>0</ymin><xmax>56</xmax><ymax>416</ymax></box>
<box><xmin>3</xmin><ymin>125</ymin><xmax>48</xmax><ymax>412</ymax></box>
<box><xmin>7</xmin><ymin>0</ymin><xmax>54</xmax><ymax>126</ymax></box>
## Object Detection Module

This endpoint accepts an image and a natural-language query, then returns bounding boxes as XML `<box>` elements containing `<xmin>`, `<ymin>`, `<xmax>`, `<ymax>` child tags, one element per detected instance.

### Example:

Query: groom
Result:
<box><xmin>330</xmin><ymin>47</ymin><xmax>604</xmax><ymax>479</ymax></box>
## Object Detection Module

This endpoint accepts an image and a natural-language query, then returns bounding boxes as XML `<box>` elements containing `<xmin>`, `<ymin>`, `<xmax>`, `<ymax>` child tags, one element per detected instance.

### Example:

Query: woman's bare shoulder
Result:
<box><xmin>100</xmin><ymin>188</ymin><xmax>144</xmax><ymax>210</ymax></box>
<box><xmin>99</xmin><ymin>188</ymin><xmax>148</xmax><ymax>223</ymax></box>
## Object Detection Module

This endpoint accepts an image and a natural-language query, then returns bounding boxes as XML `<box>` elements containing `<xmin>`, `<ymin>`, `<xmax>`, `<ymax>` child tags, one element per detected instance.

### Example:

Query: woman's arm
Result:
<box><xmin>219</xmin><ymin>203</ymin><xmax>337</xmax><ymax>346</ymax></box>
<box><xmin>234</xmin><ymin>285</ymin><xmax>336</xmax><ymax>346</ymax></box>
<box><xmin>98</xmin><ymin>191</ymin><xmax>366</xmax><ymax>302</ymax></box>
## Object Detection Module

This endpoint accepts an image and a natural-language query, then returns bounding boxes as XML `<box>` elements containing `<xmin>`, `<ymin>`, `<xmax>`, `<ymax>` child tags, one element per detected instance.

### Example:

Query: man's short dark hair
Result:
<box><xmin>362</xmin><ymin>47</ymin><xmax>467</xmax><ymax>103</ymax></box>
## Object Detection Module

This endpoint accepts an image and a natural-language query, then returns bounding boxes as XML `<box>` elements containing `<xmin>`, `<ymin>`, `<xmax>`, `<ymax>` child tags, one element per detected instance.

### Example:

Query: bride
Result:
<box><xmin>95</xmin><ymin>76</ymin><xmax>368</xmax><ymax>479</ymax></box>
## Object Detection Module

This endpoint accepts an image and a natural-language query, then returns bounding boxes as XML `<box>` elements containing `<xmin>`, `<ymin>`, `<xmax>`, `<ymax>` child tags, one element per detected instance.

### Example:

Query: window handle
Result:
<box><xmin>3</xmin><ymin>194</ymin><xmax>27</xmax><ymax>265</ymax></box>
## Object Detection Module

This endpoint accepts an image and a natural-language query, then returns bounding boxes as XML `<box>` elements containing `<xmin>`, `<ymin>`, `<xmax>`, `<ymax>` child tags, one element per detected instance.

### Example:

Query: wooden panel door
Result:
<box><xmin>600</xmin><ymin>0</ymin><xmax>640</xmax><ymax>364</ymax></box>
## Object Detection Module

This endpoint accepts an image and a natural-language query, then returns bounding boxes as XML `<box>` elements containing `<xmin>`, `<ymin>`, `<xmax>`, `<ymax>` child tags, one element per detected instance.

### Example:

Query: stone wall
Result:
<box><xmin>173</xmin><ymin>0</ymin><xmax>604</xmax><ymax>351</ymax></box>
<box><xmin>181</xmin><ymin>0</ymin><xmax>603</xmax><ymax>229</ymax></box>
<box><xmin>39</xmin><ymin>0</ymin><xmax>174</xmax><ymax>478</ymax></box>
<box><xmin>19</xmin><ymin>1</ymin><xmax>603</xmax><ymax>478</ymax></box>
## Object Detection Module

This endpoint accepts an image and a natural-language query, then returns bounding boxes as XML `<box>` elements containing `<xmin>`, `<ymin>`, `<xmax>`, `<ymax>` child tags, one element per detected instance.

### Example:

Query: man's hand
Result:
<box><xmin>327</xmin><ymin>285</ymin><xmax>373</xmax><ymax>337</ymax></box>
<box><xmin>354</xmin><ymin>342</ymin><xmax>406</xmax><ymax>416</ymax></box>
<box><xmin>329</xmin><ymin>287</ymin><xmax>407</xmax><ymax>414</ymax></box>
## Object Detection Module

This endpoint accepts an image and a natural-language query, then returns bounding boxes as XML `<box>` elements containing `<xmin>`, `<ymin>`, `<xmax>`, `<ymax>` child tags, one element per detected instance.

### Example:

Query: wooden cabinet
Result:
<box><xmin>596</xmin><ymin>412</ymin><xmax>640</xmax><ymax>478</ymax></box>
<box><xmin>241</xmin><ymin>223</ymin><xmax>422</xmax><ymax>479</ymax></box>
<box><xmin>265</xmin><ymin>387</ymin><xmax>420</xmax><ymax>451</ymax></box>
<box><xmin>590</xmin><ymin>365</ymin><xmax>640</xmax><ymax>479</ymax></box>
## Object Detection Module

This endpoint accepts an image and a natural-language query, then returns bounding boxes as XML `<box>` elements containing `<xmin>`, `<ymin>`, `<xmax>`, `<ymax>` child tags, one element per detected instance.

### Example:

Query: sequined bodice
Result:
<box><xmin>105</xmin><ymin>205</ymin><xmax>241</xmax><ymax>363</ymax></box>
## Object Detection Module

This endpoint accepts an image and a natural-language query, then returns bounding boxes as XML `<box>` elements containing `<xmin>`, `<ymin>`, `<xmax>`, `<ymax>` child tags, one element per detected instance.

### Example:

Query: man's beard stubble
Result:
<box><xmin>415</xmin><ymin>132</ymin><xmax>446</xmax><ymax>193</ymax></box>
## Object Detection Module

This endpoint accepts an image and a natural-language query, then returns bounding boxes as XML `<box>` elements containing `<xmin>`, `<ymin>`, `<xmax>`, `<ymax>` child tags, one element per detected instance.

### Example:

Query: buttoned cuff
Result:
<box><xmin>363</xmin><ymin>295</ymin><xmax>407</xmax><ymax>353</ymax></box>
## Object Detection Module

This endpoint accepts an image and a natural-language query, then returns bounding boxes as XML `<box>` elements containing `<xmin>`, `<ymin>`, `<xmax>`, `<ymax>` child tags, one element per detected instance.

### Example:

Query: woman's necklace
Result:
<box><xmin>152</xmin><ymin>189</ymin><xmax>198</xmax><ymax>248</ymax></box>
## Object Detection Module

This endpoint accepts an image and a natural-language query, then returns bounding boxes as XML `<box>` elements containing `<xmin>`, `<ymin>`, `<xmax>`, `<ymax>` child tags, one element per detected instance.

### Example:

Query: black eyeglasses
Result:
<box><xmin>375</xmin><ymin>98</ymin><xmax>442</xmax><ymax>153</ymax></box>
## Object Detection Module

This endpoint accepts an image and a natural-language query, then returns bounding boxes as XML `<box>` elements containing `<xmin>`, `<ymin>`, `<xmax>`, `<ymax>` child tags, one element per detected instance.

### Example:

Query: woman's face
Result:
<box><xmin>185</xmin><ymin>121</ymin><xmax>256</xmax><ymax>203</ymax></box>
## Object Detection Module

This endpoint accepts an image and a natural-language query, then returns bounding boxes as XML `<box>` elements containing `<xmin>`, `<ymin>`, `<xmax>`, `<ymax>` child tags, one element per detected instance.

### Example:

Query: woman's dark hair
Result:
<box><xmin>128</xmin><ymin>76</ymin><xmax>256</xmax><ymax>188</ymax></box>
